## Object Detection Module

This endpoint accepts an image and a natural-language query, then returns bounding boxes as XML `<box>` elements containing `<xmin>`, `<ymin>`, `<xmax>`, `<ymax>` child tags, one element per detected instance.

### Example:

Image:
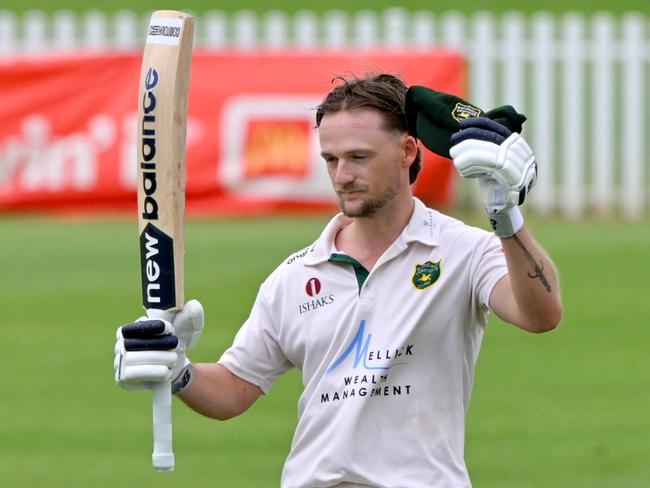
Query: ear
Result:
<box><xmin>401</xmin><ymin>134</ymin><xmax>418</xmax><ymax>169</ymax></box>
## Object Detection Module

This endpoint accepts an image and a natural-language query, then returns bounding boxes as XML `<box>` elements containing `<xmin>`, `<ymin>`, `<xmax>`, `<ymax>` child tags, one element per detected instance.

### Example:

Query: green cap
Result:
<box><xmin>405</xmin><ymin>85</ymin><xmax>527</xmax><ymax>158</ymax></box>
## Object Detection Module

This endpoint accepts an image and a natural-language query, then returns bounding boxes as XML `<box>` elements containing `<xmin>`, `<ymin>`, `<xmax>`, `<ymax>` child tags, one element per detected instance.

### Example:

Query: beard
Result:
<box><xmin>337</xmin><ymin>182</ymin><xmax>400</xmax><ymax>218</ymax></box>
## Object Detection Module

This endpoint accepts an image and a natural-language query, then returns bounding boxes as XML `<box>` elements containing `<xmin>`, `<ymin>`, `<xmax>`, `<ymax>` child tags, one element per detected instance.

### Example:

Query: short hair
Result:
<box><xmin>315</xmin><ymin>73</ymin><xmax>422</xmax><ymax>184</ymax></box>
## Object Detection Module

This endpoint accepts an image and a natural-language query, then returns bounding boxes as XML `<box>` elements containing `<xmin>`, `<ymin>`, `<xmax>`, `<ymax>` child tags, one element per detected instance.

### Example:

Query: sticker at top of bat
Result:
<box><xmin>147</xmin><ymin>17</ymin><xmax>184</xmax><ymax>46</ymax></box>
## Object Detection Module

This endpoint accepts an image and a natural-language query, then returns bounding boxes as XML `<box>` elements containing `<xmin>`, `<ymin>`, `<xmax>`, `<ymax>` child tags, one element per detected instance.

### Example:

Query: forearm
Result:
<box><xmin>178</xmin><ymin>363</ymin><xmax>262</xmax><ymax>421</ymax></box>
<box><xmin>498</xmin><ymin>226</ymin><xmax>563</xmax><ymax>331</ymax></box>
<box><xmin>448</xmin><ymin>116</ymin><xmax>562</xmax><ymax>331</ymax></box>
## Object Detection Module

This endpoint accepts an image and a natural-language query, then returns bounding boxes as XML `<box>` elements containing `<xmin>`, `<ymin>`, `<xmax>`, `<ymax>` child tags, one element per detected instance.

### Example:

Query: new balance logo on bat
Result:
<box><xmin>140</xmin><ymin>67</ymin><xmax>160</xmax><ymax>221</ymax></box>
<box><xmin>140</xmin><ymin>223</ymin><xmax>175</xmax><ymax>309</ymax></box>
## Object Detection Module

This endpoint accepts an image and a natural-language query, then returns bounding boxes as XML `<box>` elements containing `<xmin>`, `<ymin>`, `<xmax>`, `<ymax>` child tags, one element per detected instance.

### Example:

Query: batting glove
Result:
<box><xmin>449</xmin><ymin>117</ymin><xmax>537</xmax><ymax>237</ymax></box>
<box><xmin>114</xmin><ymin>299</ymin><xmax>204</xmax><ymax>395</ymax></box>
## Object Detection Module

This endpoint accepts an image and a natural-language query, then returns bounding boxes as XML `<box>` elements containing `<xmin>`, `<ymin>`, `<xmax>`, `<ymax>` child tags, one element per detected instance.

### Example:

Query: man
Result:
<box><xmin>115</xmin><ymin>73</ymin><xmax>562</xmax><ymax>487</ymax></box>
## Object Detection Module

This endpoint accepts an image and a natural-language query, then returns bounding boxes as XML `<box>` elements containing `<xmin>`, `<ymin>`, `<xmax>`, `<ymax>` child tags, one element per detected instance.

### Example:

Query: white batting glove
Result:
<box><xmin>449</xmin><ymin>117</ymin><xmax>537</xmax><ymax>237</ymax></box>
<box><xmin>114</xmin><ymin>299</ymin><xmax>204</xmax><ymax>394</ymax></box>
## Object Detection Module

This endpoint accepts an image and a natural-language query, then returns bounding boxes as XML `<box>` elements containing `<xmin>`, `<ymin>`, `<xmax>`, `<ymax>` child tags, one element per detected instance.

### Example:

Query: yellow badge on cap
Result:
<box><xmin>452</xmin><ymin>103</ymin><xmax>482</xmax><ymax>122</ymax></box>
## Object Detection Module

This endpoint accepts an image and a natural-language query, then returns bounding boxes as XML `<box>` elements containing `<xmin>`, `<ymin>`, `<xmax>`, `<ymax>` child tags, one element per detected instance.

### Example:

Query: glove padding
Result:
<box><xmin>114</xmin><ymin>299</ymin><xmax>204</xmax><ymax>391</ymax></box>
<box><xmin>449</xmin><ymin>117</ymin><xmax>537</xmax><ymax>213</ymax></box>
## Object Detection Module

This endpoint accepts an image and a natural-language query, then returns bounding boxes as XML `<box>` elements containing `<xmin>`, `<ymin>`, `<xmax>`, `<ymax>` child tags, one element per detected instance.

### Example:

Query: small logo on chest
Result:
<box><xmin>305</xmin><ymin>277</ymin><xmax>321</xmax><ymax>296</ymax></box>
<box><xmin>299</xmin><ymin>277</ymin><xmax>334</xmax><ymax>314</ymax></box>
<box><xmin>412</xmin><ymin>260</ymin><xmax>441</xmax><ymax>290</ymax></box>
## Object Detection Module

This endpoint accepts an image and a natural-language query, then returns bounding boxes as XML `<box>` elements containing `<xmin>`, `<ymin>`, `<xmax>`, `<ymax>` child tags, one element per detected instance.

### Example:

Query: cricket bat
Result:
<box><xmin>136</xmin><ymin>10</ymin><xmax>194</xmax><ymax>472</ymax></box>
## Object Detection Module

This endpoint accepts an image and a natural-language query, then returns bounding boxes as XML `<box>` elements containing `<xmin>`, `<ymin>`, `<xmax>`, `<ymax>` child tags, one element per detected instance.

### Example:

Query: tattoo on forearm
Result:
<box><xmin>512</xmin><ymin>235</ymin><xmax>552</xmax><ymax>293</ymax></box>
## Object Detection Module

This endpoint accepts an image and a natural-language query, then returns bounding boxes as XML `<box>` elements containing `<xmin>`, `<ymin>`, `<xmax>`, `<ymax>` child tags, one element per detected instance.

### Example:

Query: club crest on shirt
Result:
<box><xmin>412</xmin><ymin>260</ymin><xmax>441</xmax><ymax>290</ymax></box>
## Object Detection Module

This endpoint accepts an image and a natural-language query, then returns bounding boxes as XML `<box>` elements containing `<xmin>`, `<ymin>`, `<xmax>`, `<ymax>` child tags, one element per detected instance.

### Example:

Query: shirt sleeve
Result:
<box><xmin>218</xmin><ymin>280</ymin><xmax>293</xmax><ymax>394</ymax></box>
<box><xmin>472</xmin><ymin>232</ymin><xmax>509</xmax><ymax>312</ymax></box>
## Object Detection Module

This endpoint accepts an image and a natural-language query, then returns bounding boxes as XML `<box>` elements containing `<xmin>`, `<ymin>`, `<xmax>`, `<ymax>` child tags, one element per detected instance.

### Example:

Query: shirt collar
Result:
<box><xmin>303</xmin><ymin>213</ymin><xmax>346</xmax><ymax>265</ymax></box>
<box><xmin>401</xmin><ymin>197</ymin><xmax>440</xmax><ymax>247</ymax></box>
<box><xmin>303</xmin><ymin>197</ymin><xmax>440</xmax><ymax>266</ymax></box>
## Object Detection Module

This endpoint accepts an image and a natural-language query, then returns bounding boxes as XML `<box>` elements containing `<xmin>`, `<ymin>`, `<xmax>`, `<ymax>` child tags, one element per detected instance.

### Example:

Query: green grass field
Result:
<box><xmin>0</xmin><ymin>213</ymin><xmax>648</xmax><ymax>487</ymax></box>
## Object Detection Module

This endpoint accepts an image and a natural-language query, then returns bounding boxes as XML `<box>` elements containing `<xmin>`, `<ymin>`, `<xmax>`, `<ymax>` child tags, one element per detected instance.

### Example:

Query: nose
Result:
<box><xmin>332</xmin><ymin>160</ymin><xmax>355</xmax><ymax>187</ymax></box>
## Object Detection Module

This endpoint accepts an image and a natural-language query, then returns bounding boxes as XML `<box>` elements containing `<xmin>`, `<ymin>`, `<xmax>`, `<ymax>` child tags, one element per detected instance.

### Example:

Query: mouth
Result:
<box><xmin>338</xmin><ymin>191</ymin><xmax>364</xmax><ymax>202</ymax></box>
<box><xmin>337</xmin><ymin>186</ymin><xmax>365</xmax><ymax>197</ymax></box>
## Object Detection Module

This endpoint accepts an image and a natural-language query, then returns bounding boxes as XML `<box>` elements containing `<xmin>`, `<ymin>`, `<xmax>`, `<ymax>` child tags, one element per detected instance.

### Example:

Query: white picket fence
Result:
<box><xmin>1</xmin><ymin>8</ymin><xmax>648</xmax><ymax>218</ymax></box>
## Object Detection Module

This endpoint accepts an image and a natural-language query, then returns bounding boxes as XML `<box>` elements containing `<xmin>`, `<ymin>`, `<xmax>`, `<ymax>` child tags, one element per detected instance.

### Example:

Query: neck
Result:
<box><xmin>335</xmin><ymin>193</ymin><xmax>414</xmax><ymax>270</ymax></box>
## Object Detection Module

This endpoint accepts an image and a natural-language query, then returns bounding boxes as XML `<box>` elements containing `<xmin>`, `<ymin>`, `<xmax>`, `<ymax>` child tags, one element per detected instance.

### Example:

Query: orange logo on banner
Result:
<box><xmin>243</xmin><ymin>119</ymin><xmax>310</xmax><ymax>178</ymax></box>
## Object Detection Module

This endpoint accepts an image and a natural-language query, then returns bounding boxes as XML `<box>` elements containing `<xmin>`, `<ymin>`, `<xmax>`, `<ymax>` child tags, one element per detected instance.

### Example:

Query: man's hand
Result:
<box><xmin>114</xmin><ymin>299</ymin><xmax>204</xmax><ymax>394</ymax></box>
<box><xmin>450</xmin><ymin>118</ymin><xmax>537</xmax><ymax>237</ymax></box>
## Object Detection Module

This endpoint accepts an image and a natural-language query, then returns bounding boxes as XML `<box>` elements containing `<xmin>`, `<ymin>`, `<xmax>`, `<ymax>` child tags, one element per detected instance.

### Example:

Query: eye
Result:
<box><xmin>322</xmin><ymin>156</ymin><xmax>337</xmax><ymax>166</ymax></box>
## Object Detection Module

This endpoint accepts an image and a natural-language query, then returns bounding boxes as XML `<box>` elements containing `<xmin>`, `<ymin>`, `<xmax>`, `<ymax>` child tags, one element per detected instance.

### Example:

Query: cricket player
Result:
<box><xmin>115</xmin><ymin>73</ymin><xmax>562</xmax><ymax>487</ymax></box>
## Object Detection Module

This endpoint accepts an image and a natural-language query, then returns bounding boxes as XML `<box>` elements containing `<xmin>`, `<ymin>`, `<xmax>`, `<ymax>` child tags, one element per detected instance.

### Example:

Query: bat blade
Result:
<box><xmin>136</xmin><ymin>9</ymin><xmax>194</xmax><ymax>472</ymax></box>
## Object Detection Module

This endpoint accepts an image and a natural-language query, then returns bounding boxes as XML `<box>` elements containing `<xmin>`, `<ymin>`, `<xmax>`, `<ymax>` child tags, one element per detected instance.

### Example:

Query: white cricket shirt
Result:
<box><xmin>219</xmin><ymin>197</ymin><xmax>508</xmax><ymax>488</ymax></box>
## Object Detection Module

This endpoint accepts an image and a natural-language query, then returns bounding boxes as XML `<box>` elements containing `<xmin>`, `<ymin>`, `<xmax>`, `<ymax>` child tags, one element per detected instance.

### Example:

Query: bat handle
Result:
<box><xmin>152</xmin><ymin>380</ymin><xmax>174</xmax><ymax>471</ymax></box>
<box><xmin>147</xmin><ymin>308</ymin><xmax>176</xmax><ymax>471</ymax></box>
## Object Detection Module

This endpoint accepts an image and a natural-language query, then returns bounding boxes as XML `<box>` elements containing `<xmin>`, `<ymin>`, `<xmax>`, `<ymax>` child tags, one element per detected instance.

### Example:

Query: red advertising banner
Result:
<box><xmin>0</xmin><ymin>51</ymin><xmax>464</xmax><ymax>215</ymax></box>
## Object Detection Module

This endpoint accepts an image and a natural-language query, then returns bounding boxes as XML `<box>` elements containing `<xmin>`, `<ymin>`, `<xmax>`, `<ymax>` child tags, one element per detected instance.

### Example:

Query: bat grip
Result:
<box><xmin>147</xmin><ymin>308</ymin><xmax>176</xmax><ymax>471</ymax></box>
<box><xmin>152</xmin><ymin>381</ymin><xmax>174</xmax><ymax>470</ymax></box>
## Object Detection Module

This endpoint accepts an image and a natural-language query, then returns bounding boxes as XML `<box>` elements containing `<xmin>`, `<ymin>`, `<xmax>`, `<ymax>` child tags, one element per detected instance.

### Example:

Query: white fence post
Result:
<box><xmin>412</xmin><ymin>11</ymin><xmax>435</xmax><ymax>50</ymax></box>
<box><xmin>293</xmin><ymin>10</ymin><xmax>318</xmax><ymax>51</ymax></box>
<box><xmin>501</xmin><ymin>11</ymin><xmax>525</xmax><ymax>110</ymax></box>
<box><xmin>323</xmin><ymin>10</ymin><xmax>347</xmax><ymax>50</ymax></box>
<box><xmin>620</xmin><ymin>13</ymin><xmax>645</xmax><ymax>219</ymax></box>
<box><xmin>113</xmin><ymin>10</ymin><xmax>138</xmax><ymax>51</ymax></box>
<box><xmin>23</xmin><ymin>10</ymin><xmax>47</xmax><ymax>53</ymax></box>
<box><xmin>52</xmin><ymin>10</ymin><xmax>76</xmax><ymax>51</ymax></box>
<box><xmin>203</xmin><ymin>10</ymin><xmax>227</xmax><ymax>49</ymax></box>
<box><xmin>233</xmin><ymin>10</ymin><xmax>257</xmax><ymax>51</ymax></box>
<box><xmin>0</xmin><ymin>10</ymin><xmax>17</xmax><ymax>57</ymax></box>
<box><xmin>353</xmin><ymin>10</ymin><xmax>378</xmax><ymax>49</ymax></box>
<box><xmin>82</xmin><ymin>10</ymin><xmax>107</xmax><ymax>51</ymax></box>
<box><xmin>592</xmin><ymin>13</ymin><xmax>616</xmax><ymax>216</ymax></box>
<box><xmin>529</xmin><ymin>12</ymin><xmax>556</xmax><ymax>215</ymax></box>
<box><xmin>263</xmin><ymin>10</ymin><xmax>288</xmax><ymax>50</ymax></box>
<box><xmin>440</xmin><ymin>11</ymin><xmax>465</xmax><ymax>52</ymax></box>
<box><xmin>560</xmin><ymin>13</ymin><xmax>586</xmax><ymax>218</ymax></box>
<box><xmin>470</xmin><ymin>12</ymin><xmax>496</xmax><ymax>110</ymax></box>
<box><xmin>383</xmin><ymin>7</ymin><xmax>408</xmax><ymax>49</ymax></box>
